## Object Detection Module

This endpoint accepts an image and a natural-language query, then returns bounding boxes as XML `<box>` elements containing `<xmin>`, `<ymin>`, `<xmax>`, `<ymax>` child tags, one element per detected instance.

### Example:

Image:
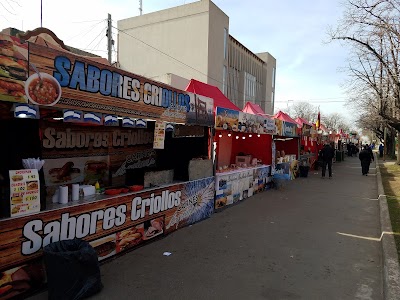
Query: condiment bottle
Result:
<box><xmin>95</xmin><ymin>181</ymin><xmax>100</xmax><ymax>192</ymax></box>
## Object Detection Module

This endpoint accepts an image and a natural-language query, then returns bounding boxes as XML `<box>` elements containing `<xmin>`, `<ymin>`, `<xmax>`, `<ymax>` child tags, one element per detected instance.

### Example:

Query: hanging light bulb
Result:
<box><xmin>218</xmin><ymin>134</ymin><xmax>222</xmax><ymax>138</ymax></box>
<box><xmin>249</xmin><ymin>134</ymin><xmax>252</xmax><ymax>137</ymax></box>
<box><xmin>257</xmin><ymin>134</ymin><xmax>261</xmax><ymax>137</ymax></box>
<box><xmin>228</xmin><ymin>133</ymin><xmax>232</xmax><ymax>137</ymax></box>
<box><xmin>236</xmin><ymin>136</ymin><xmax>239</xmax><ymax>139</ymax></box>
<box><xmin>242</xmin><ymin>136</ymin><xmax>245</xmax><ymax>139</ymax></box>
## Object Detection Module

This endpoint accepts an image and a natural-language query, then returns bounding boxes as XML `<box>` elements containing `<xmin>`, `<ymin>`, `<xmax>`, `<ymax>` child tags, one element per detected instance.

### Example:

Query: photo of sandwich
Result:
<box><xmin>0</xmin><ymin>262</ymin><xmax>46</xmax><ymax>299</ymax></box>
<box><xmin>11</xmin><ymin>196</ymin><xmax>23</xmax><ymax>205</ymax></box>
<box><xmin>0</xmin><ymin>34</ymin><xmax>28</xmax><ymax>103</ymax></box>
<box><xmin>48</xmin><ymin>161</ymin><xmax>81</xmax><ymax>184</ymax></box>
<box><xmin>90</xmin><ymin>234</ymin><xmax>116</xmax><ymax>261</ymax></box>
<box><xmin>116</xmin><ymin>224</ymin><xmax>144</xmax><ymax>253</ymax></box>
<box><xmin>26</xmin><ymin>181</ymin><xmax>38</xmax><ymax>190</ymax></box>
<box><xmin>143</xmin><ymin>217</ymin><xmax>164</xmax><ymax>240</ymax></box>
<box><xmin>11</xmin><ymin>175</ymin><xmax>23</xmax><ymax>182</ymax></box>
<box><xmin>84</xmin><ymin>160</ymin><xmax>108</xmax><ymax>184</ymax></box>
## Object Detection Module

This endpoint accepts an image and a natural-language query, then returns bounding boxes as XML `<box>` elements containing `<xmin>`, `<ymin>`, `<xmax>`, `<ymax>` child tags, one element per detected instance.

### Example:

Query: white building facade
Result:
<box><xmin>117</xmin><ymin>0</ymin><xmax>276</xmax><ymax>114</ymax></box>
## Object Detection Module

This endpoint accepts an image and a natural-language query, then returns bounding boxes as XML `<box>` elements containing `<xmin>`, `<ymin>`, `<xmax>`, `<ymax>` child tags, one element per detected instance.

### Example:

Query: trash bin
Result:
<box><xmin>43</xmin><ymin>239</ymin><xmax>103</xmax><ymax>300</ymax></box>
<box><xmin>299</xmin><ymin>165</ymin><xmax>309</xmax><ymax>177</ymax></box>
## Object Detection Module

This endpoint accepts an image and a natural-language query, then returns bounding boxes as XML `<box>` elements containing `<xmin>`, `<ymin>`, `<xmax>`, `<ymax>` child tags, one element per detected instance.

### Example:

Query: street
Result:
<box><xmin>30</xmin><ymin>156</ymin><xmax>382</xmax><ymax>300</ymax></box>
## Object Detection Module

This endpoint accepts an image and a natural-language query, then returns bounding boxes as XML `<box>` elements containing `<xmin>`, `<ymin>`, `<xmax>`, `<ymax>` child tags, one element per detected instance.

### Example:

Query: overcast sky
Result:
<box><xmin>0</xmin><ymin>0</ymin><xmax>352</xmax><ymax>122</ymax></box>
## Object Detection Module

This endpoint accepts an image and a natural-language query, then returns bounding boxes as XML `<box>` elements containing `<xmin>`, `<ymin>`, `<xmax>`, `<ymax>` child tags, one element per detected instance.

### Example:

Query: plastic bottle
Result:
<box><xmin>95</xmin><ymin>181</ymin><xmax>100</xmax><ymax>192</ymax></box>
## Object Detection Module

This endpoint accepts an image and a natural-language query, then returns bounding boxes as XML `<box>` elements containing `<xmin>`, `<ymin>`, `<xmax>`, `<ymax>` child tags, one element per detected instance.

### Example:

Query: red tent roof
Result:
<box><xmin>185</xmin><ymin>79</ymin><xmax>240</xmax><ymax>111</ymax></box>
<box><xmin>273</xmin><ymin>111</ymin><xmax>297</xmax><ymax>124</ymax></box>
<box><xmin>295</xmin><ymin>117</ymin><xmax>312</xmax><ymax>127</ymax></box>
<box><xmin>243</xmin><ymin>101</ymin><xmax>265</xmax><ymax>115</ymax></box>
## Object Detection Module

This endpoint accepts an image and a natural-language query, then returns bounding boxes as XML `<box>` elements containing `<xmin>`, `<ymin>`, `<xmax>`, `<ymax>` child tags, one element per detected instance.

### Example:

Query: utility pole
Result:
<box><xmin>139</xmin><ymin>0</ymin><xmax>143</xmax><ymax>15</ymax></box>
<box><xmin>107</xmin><ymin>13</ymin><xmax>112</xmax><ymax>64</ymax></box>
<box><xmin>40</xmin><ymin>0</ymin><xmax>43</xmax><ymax>27</ymax></box>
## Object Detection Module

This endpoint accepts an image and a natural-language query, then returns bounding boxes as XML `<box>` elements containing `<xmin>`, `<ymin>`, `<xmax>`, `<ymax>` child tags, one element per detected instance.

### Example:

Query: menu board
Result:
<box><xmin>153</xmin><ymin>121</ymin><xmax>166</xmax><ymax>149</ymax></box>
<box><xmin>9</xmin><ymin>169</ymin><xmax>40</xmax><ymax>217</ymax></box>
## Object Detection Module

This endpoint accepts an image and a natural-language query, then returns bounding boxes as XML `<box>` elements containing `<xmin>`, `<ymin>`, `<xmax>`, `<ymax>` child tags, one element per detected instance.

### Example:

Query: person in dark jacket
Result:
<box><xmin>359</xmin><ymin>145</ymin><xmax>373</xmax><ymax>175</ymax></box>
<box><xmin>320</xmin><ymin>143</ymin><xmax>335</xmax><ymax>178</ymax></box>
<box><xmin>379</xmin><ymin>143</ymin><xmax>384</xmax><ymax>157</ymax></box>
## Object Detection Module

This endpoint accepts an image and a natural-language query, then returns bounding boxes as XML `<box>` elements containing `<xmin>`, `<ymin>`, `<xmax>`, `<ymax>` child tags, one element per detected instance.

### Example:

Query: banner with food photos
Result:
<box><xmin>9</xmin><ymin>169</ymin><xmax>40</xmax><ymax>217</ymax></box>
<box><xmin>215</xmin><ymin>165</ymin><xmax>270</xmax><ymax>210</ymax></box>
<box><xmin>0</xmin><ymin>176</ymin><xmax>214</xmax><ymax>299</ymax></box>
<box><xmin>215</xmin><ymin>107</ymin><xmax>275</xmax><ymax>134</ymax></box>
<box><xmin>0</xmin><ymin>32</ymin><xmax>213</xmax><ymax>126</ymax></box>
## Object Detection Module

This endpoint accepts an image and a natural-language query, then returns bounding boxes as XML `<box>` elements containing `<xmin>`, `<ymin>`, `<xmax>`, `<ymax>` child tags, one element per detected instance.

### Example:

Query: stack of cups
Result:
<box><xmin>72</xmin><ymin>184</ymin><xmax>80</xmax><ymax>201</ymax></box>
<box><xmin>58</xmin><ymin>185</ymin><xmax>68</xmax><ymax>204</ymax></box>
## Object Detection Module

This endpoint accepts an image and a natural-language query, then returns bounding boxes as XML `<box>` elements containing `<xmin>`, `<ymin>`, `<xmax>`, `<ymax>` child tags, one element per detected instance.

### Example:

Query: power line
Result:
<box><xmin>113</xmin><ymin>24</ymin><xmax>346</xmax><ymax>108</ymax></box>
<box><xmin>65</xmin><ymin>19</ymin><xmax>106</xmax><ymax>43</ymax></box>
<box><xmin>113</xmin><ymin>25</ymin><xmax>252</xmax><ymax>100</ymax></box>
<box><xmin>85</xmin><ymin>25</ymin><xmax>107</xmax><ymax>50</ymax></box>
<box><xmin>72</xmin><ymin>19</ymin><xmax>105</xmax><ymax>24</ymax></box>
<box><xmin>275</xmin><ymin>100</ymin><xmax>347</xmax><ymax>103</ymax></box>
<box><xmin>113</xmin><ymin>26</ymin><xmax>213</xmax><ymax>80</ymax></box>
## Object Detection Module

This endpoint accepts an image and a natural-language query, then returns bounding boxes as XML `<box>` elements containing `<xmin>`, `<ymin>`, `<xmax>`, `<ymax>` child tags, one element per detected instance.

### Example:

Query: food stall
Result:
<box><xmin>0</xmin><ymin>29</ymin><xmax>216</xmax><ymax>299</ymax></box>
<box><xmin>295</xmin><ymin>117</ymin><xmax>319</xmax><ymax>171</ymax></box>
<box><xmin>273</xmin><ymin>111</ymin><xmax>300</xmax><ymax>180</ymax></box>
<box><xmin>213</xmin><ymin>106</ymin><xmax>274</xmax><ymax>209</ymax></box>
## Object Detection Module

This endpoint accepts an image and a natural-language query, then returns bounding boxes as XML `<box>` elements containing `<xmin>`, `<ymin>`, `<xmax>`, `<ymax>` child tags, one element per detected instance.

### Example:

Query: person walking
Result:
<box><xmin>359</xmin><ymin>145</ymin><xmax>373</xmax><ymax>175</ymax></box>
<box><xmin>379</xmin><ymin>143</ymin><xmax>384</xmax><ymax>158</ymax></box>
<box><xmin>320</xmin><ymin>142</ymin><xmax>335</xmax><ymax>179</ymax></box>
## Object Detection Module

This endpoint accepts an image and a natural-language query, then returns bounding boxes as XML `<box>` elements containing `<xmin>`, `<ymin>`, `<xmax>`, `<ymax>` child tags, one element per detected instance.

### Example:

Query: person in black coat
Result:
<box><xmin>359</xmin><ymin>145</ymin><xmax>374</xmax><ymax>175</ymax></box>
<box><xmin>320</xmin><ymin>143</ymin><xmax>335</xmax><ymax>178</ymax></box>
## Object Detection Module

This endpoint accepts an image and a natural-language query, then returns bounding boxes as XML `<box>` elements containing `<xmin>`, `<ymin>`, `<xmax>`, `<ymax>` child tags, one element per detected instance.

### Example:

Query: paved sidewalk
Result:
<box><xmin>30</xmin><ymin>157</ymin><xmax>383</xmax><ymax>299</ymax></box>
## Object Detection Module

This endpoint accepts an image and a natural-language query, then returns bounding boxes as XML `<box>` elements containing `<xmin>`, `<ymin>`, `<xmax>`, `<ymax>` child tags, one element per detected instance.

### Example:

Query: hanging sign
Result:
<box><xmin>153</xmin><ymin>121</ymin><xmax>166</xmax><ymax>149</ymax></box>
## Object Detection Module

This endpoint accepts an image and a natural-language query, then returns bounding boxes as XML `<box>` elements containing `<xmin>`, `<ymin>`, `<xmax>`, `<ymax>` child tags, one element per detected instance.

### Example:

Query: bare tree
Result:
<box><xmin>329</xmin><ymin>0</ymin><xmax>400</xmax><ymax>161</ymax></box>
<box><xmin>286</xmin><ymin>102</ymin><xmax>318</xmax><ymax>122</ymax></box>
<box><xmin>322</xmin><ymin>112</ymin><xmax>350</xmax><ymax>132</ymax></box>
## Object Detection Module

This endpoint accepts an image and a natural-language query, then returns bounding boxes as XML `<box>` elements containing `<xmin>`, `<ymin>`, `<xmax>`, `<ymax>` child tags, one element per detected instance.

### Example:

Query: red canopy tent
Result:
<box><xmin>239</xmin><ymin>102</ymin><xmax>272</xmax><ymax>166</ymax></box>
<box><xmin>295</xmin><ymin>117</ymin><xmax>312</xmax><ymax>127</ymax></box>
<box><xmin>274</xmin><ymin>111</ymin><xmax>297</xmax><ymax>124</ymax></box>
<box><xmin>243</xmin><ymin>101</ymin><xmax>266</xmax><ymax>116</ymax></box>
<box><xmin>273</xmin><ymin>111</ymin><xmax>299</xmax><ymax>161</ymax></box>
<box><xmin>294</xmin><ymin>118</ymin><xmax>319</xmax><ymax>162</ymax></box>
<box><xmin>185</xmin><ymin>79</ymin><xmax>240</xmax><ymax>111</ymax></box>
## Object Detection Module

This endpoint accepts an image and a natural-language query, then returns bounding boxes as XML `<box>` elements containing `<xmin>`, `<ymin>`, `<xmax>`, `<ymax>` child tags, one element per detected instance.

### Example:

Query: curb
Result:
<box><xmin>375</xmin><ymin>155</ymin><xmax>400</xmax><ymax>300</ymax></box>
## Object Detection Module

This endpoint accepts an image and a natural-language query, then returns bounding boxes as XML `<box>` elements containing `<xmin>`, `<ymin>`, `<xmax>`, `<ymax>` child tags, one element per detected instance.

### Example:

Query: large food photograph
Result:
<box><xmin>43</xmin><ymin>156</ymin><xmax>109</xmax><ymax>186</ymax></box>
<box><xmin>143</xmin><ymin>217</ymin><xmax>164</xmax><ymax>241</ymax></box>
<box><xmin>0</xmin><ymin>262</ymin><xmax>45</xmax><ymax>300</ymax></box>
<box><xmin>25</xmin><ymin>72</ymin><xmax>61</xmax><ymax>106</ymax></box>
<box><xmin>116</xmin><ymin>224</ymin><xmax>144</xmax><ymax>253</ymax></box>
<box><xmin>90</xmin><ymin>234</ymin><xmax>117</xmax><ymax>261</ymax></box>
<box><xmin>0</xmin><ymin>34</ymin><xmax>28</xmax><ymax>103</ymax></box>
<box><xmin>215</xmin><ymin>107</ymin><xmax>239</xmax><ymax>131</ymax></box>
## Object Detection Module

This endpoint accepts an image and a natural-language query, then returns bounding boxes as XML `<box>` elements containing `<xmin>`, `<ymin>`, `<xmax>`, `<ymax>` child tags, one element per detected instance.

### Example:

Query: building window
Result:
<box><xmin>222</xmin><ymin>65</ymin><xmax>227</xmax><ymax>94</ymax></box>
<box><xmin>272</xmin><ymin>67</ymin><xmax>275</xmax><ymax>88</ymax></box>
<box><xmin>244</xmin><ymin>72</ymin><xmax>256</xmax><ymax>101</ymax></box>
<box><xmin>224</xmin><ymin>28</ymin><xmax>228</xmax><ymax>60</ymax></box>
<box><xmin>271</xmin><ymin>91</ymin><xmax>275</xmax><ymax>105</ymax></box>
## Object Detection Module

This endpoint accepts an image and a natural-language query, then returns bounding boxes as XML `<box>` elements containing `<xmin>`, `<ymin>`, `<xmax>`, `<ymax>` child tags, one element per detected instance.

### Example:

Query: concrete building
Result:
<box><xmin>117</xmin><ymin>0</ymin><xmax>276</xmax><ymax>114</ymax></box>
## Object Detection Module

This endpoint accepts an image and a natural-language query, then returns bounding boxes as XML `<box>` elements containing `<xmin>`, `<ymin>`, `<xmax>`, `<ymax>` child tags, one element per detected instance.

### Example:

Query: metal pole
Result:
<box><xmin>40</xmin><ymin>0</ymin><xmax>43</xmax><ymax>27</ymax></box>
<box><xmin>107</xmin><ymin>13</ymin><xmax>112</xmax><ymax>64</ymax></box>
<box><xmin>139</xmin><ymin>0</ymin><xmax>142</xmax><ymax>15</ymax></box>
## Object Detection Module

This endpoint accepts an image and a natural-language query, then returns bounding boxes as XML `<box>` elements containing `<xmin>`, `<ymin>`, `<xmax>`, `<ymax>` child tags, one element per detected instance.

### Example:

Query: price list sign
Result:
<box><xmin>9</xmin><ymin>169</ymin><xmax>40</xmax><ymax>217</ymax></box>
<box><xmin>153</xmin><ymin>121</ymin><xmax>166</xmax><ymax>149</ymax></box>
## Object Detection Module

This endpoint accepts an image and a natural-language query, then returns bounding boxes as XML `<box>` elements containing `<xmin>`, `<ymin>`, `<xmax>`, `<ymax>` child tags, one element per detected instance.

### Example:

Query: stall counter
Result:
<box><xmin>215</xmin><ymin>165</ymin><xmax>271</xmax><ymax>210</ymax></box>
<box><xmin>0</xmin><ymin>176</ymin><xmax>215</xmax><ymax>297</ymax></box>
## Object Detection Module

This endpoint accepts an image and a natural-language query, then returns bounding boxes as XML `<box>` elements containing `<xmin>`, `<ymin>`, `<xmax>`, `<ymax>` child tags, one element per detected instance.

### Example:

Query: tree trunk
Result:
<box><xmin>397</xmin><ymin>131</ymin><xmax>400</xmax><ymax>165</ymax></box>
